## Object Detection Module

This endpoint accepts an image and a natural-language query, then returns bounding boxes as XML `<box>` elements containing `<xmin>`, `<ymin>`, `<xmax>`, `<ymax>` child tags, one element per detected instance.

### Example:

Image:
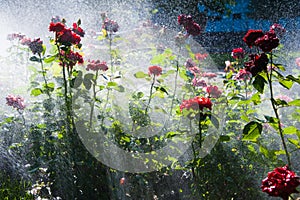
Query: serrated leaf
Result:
<box><xmin>242</xmin><ymin>121</ymin><xmax>262</xmax><ymax>142</ymax></box>
<box><xmin>134</xmin><ymin>71</ymin><xmax>148</xmax><ymax>78</ymax></box>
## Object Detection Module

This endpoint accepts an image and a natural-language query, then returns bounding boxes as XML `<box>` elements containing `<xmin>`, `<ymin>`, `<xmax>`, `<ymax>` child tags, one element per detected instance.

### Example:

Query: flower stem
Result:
<box><xmin>145</xmin><ymin>75</ymin><xmax>155</xmax><ymax>115</ymax></box>
<box><xmin>89</xmin><ymin>71</ymin><xmax>98</xmax><ymax>129</ymax></box>
<box><xmin>267</xmin><ymin>53</ymin><xmax>291</xmax><ymax>167</ymax></box>
<box><xmin>198</xmin><ymin>115</ymin><xmax>202</xmax><ymax>148</ymax></box>
<box><xmin>38</xmin><ymin>53</ymin><xmax>51</xmax><ymax>98</ymax></box>
<box><xmin>170</xmin><ymin>59</ymin><xmax>179</xmax><ymax>115</ymax></box>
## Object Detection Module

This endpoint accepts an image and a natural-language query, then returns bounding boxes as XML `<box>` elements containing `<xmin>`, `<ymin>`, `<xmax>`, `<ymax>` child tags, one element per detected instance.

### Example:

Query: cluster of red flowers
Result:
<box><xmin>148</xmin><ymin>65</ymin><xmax>162</xmax><ymax>76</ymax></box>
<box><xmin>231</xmin><ymin>48</ymin><xmax>245</xmax><ymax>59</ymax></box>
<box><xmin>49</xmin><ymin>22</ymin><xmax>82</xmax><ymax>46</ymax></box>
<box><xmin>102</xmin><ymin>18</ymin><xmax>119</xmax><ymax>33</ymax></box>
<box><xmin>238</xmin><ymin>24</ymin><xmax>284</xmax><ymax>77</ymax></box>
<box><xmin>177</xmin><ymin>14</ymin><xmax>201</xmax><ymax>36</ymax></box>
<box><xmin>6</xmin><ymin>94</ymin><xmax>26</xmax><ymax>110</ymax></box>
<box><xmin>243</xmin><ymin>24</ymin><xmax>284</xmax><ymax>53</ymax></box>
<box><xmin>180</xmin><ymin>96</ymin><xmax>212</xmax><ymax>112</ymax></box>
<box><xmin>261</xmin><ymin>165</ymin><xmax>300</xmax><ymax>200</ymax></box>
<box><xmin>86</xmin><ymin>60</ymin><xmax>108</xmax><ymax>71</ymax></box>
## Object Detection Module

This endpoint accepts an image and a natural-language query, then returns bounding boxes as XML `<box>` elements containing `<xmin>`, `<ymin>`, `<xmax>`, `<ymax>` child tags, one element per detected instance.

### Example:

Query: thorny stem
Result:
<box><xmin>145</xmin><ymin>75</ymin><xmax>156</xmax><ymax>115</ymax></box>
<box><xmin>267</xmin><ymin>53</ymin><xmax>291</xmax><ymax>167</ymax></box>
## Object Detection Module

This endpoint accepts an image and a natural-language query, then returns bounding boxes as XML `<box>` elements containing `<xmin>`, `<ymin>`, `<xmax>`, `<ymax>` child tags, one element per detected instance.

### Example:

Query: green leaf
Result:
<box><xmin>83</xmin><ymin>73</ymin><xmax>94</xmax><ymax>90</ymax></box>
<box><xmin>150</xmin><ymin>54</ymin><xmax>165</xmax><ymax>65</ymax></box>
<box><xmin>155</xmin><ymin>86</ymin><xmax>168</xmax><ymax>95</ymax></box>
<box><xmin>286</xmin><ymin>75</ymin><xmax>300</xmax><ymax>84</ymax></box>
<box><xmin>288</xmin><ymin>138</ymin><xmax>300</xmax><ymax>147</ymax></box>
<box><xmin>220</xmin><ymin>135</ymin><xmax>230</xmax><ymax>142</ymax></box>
<box><xmin>43</xmin><ymin>82</ymin><xmax>55</xmax><ymax>92</ymax></box>
<box><xmin>250</xmin><ymin>92</ymin><xmax>261</xmax><ymax>105</ymax></box>
<box><xmin>77</xmin><ymin>19</ymin><xmax>81</xmax><ymax>26</ymax></box>
<box><xmin>279</xmin><ymin>78</ymin><xmax>293</xmax><ymax>89</ymax></box>
<box><xmin>43</xmin><ymin>55</ymin><xmax>57</xmax><ymax>63</ymax></box>
<box><xmin>121</xmin><ymin>136</ymin><xmax>130</xmax><ymax>143</ymax></box>
<box><xmin>72</xmin><ymin>77</ymin><xmax>83</xmax><ymax>88</ymax></box>
<box><xmin>253</xmin><ymin>75</ymin><xmax>266</xmax><ymax>93</ymax></box>
<box><xmin>275</xmin><ymin>64</ymin><xmax>285</xmax><ymax>71</ymax></box>
<box><xmin>134</xmin><ymin>71</ymin><xmax>148</xmax><ymax>78</ymax></box>
<box><xmin>31</xmin><ymin>88</ymin><xmax>43</xmax><ymax>96</ymax></box>
<box><xmin>113</xmin><ymin>85</ymin><xmax>125</xmax><ymax>92</ymax></box>
<box><xmin>283</xmin><ymin>126</ymin><xmax>298</xmax><ymax>135</ymax></box>
<box><xmin>288</xmin><ymin>99</ymin><xmax>300</xmax><ymax>106</ymax></box>
<box><xmin>242</xmin><ymin>121</ymin><xmax>262</xmax><ymax>142</ymax></box>
<box><xmin>29</xmin><ymin>56</ymin><xmax>41</xmax><ymax>62</ymax></box>
<box><xmin>259</xmin><ymin>145</ymin><xmax>276</xmax><ymax>159</ymax></box>
<box><xmin>107</xmin><ymin>81</ymin><xmax>118</xmax><ymax>87</ymax></box>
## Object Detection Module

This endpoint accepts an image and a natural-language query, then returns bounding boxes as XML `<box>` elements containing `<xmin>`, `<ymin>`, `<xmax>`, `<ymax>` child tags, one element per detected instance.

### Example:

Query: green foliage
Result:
<box><xmin>243</xmin><ymin>121</ymin><xmax>262</xmax><ymax>142</ymax></box>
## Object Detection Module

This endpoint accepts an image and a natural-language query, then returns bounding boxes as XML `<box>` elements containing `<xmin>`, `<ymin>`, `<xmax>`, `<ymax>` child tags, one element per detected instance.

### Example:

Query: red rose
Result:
<box><xmin>148</xmin><ymin>65</ymin><xmax>162</xmax><ymax>76</ymax></box>
<box><xmin>180</xmin><ymin>96</ymin><xmax>212</xmax><ymax>112</ymax></box>
<box><xmin>255</xmin><ymin>31</ymin><xmax>279</xmax><ymax>52</ymax></box>
<box><xmin>204</xmin><ymin>85</ymin><xmax>222</xmax><ymax>98</ymax></box>
<box><xmin>178</xmin><ymin>14</ymin><xmax>201</xmax><ymax>36</ymax></box>
<box><xmin>72</xmin><ymin>23</ymin><xmax>85</xmax><ymax>37</ymax></box>
<box><xmin>243</xmin><ymin>29</ymin><xmax>264</xmax><ymax>48</ymax></box>
<box><xmin>58</xmin><ymin>28</ymin><xmax>81</xmax><ymax>45</ymax></box>
<box><xmin>61</xmin><ymin>50</ymin><xmax>84</xmax><ymax>68</ymax></box>
<box><xmin>231</xmin><ymin>48</ymin><xmax>245</xmax><ymax>59</ymax></box>
<box><xmin>185</xmin><ymin>22</ymin><xmax>201</xmax><ymax>36</ymax></box>
<box><xmin>244</xmin><ymin>53</ymin><xmax>268</xmax><ymax>76</ymax></box>
<box><xmin>103</xmin><ymin>18</ymin><xmax>119</xmax><ymax>33</ymax></box>
<box><xmin>49</xmin><ymin>22</ymin><xmax>66</xmax><ymax>32</ymax></box>
<box><xmin>86</xmin><ymin>60</ymin><xmax>108</xmax><ymax>71</ymax></box>
<box><xmin>6</xmin><ymin>94</ymin><xmax>26</xmax><ymax>110</ymax></box>
<box><xmin>28</xmin><ymin>38</ymin><xmax>44</xmax><ymax>55</ymax></box>
<box><xmin>261</xmin><ymin>165</ymin><xmax>300</xmax><ymax>200</ymax></box>
<box><xmin>234</xmin><ymin>68</ymin><xmax>252</xmax><ymax>81</ymax></box>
